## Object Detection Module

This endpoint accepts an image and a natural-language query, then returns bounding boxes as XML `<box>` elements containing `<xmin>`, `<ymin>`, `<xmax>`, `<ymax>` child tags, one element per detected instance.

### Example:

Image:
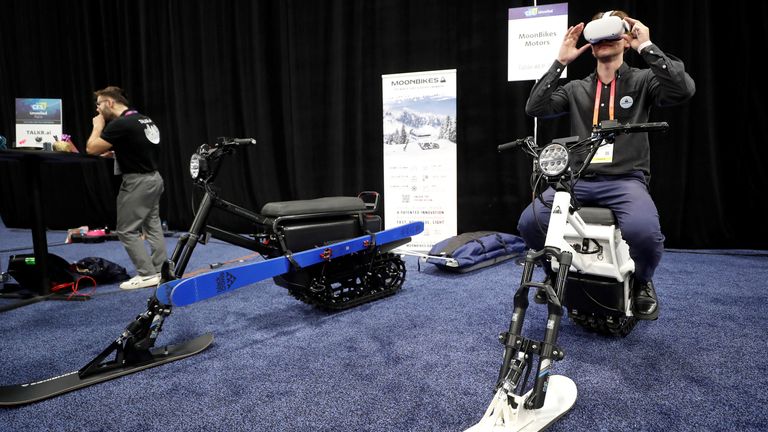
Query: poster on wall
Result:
<box><xmin>508</xmin><ymin>3</ymin><xmax>568</xmax><ymax>82</ymax></box>
<box><xmin>382</xmin><ymin>69</ymin><xmax>457</xmax><ymax>251</ymax></box>
<box><xmin>15</xmin><ymin>98</ymin><xmax>63</xmax><ymax>149</ymax></box>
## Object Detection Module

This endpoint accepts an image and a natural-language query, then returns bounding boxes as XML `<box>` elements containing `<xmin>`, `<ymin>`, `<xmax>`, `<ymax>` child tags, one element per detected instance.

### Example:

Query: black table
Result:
<box><xmin>0</xmin><ymin>149</ymin><xmax>117</xmax><ymax>310</ymax></box>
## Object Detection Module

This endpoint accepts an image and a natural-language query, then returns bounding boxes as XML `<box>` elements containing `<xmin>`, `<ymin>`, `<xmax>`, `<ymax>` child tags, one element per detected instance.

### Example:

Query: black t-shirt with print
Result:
<box><xmin>100</xmin><ymin>109</ymin><xmax>161</xmax><ymax>174</ymax></box>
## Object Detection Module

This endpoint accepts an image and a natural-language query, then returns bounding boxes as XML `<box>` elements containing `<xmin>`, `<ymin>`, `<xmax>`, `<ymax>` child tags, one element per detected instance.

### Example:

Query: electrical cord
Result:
<box><xmin>1</xmin><ymin>242</ymin><xmax>68</xmax><ymax>254</ymax></box>
<box><xmin>530</xmin><ymin>173</ymin><xmax>550</xmax><ymax>238</ymax></box>
<box><xmin>581</xmin><ymin>287</ymin><xmax>623</xmax><ymax>313</ymax></box>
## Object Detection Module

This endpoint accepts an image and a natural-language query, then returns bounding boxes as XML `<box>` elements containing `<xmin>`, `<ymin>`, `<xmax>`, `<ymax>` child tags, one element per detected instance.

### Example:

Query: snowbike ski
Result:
<box><xmin>158</xmin><ymin>221</ymin><xmax>423</xmax><ymax>307</ymax></box>
<box><xmin>0</xmin><ymin>333</ymin><xmax>213</xmax><ymax>407</ymax></box>
<box><xmin>0</xmin><ymin>221</ymin><xmax>422</xmax><ymax>406</ymax></box>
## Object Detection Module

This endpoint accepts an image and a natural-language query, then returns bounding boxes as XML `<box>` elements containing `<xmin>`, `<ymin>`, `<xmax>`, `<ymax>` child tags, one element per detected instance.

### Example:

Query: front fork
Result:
<box><xmin>169</xmin><ymin>192</ymin><xmax>215</xmax><ymax>279</ymax></box>
<box><xmin>496</xmin><ymin>247</ymin><xmax>571</xmax><ymax>409</ymax></box>
<box><xmin>77</xmin><ymin>190</ymin><xmax>220</xmax><ymax>378</ymax></box>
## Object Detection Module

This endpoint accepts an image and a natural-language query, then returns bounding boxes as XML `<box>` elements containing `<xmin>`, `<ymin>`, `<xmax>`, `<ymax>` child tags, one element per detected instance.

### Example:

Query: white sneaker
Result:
<box><xmin>120</xmin><ymin>274</ymin><xmax>161</xmax><ymax>290</ymax></box>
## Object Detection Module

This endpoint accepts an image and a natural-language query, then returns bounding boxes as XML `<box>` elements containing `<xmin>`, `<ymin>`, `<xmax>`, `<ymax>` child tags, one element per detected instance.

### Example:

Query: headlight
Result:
<box><xmin>189</xmin><ymin>153</ymin><xmax>201</xmax><ymax>179</ymax></box>
<box><xmin>538</xmin><ymin>143</ymin><xmax>569</xmax><ymax>177</ymax></box>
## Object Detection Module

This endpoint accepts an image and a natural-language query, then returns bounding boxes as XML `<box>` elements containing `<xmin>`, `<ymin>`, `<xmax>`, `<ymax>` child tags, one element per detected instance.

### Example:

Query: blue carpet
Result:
<box><xmin>1</xmin><ymin>221</ymin><xmax>767</xmax><ymax>431</ymax></box>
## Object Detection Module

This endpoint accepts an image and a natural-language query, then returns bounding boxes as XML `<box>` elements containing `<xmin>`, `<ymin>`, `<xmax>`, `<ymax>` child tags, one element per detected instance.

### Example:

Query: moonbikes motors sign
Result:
<box><xmin>508</xmin><ymin>3</ymin><xmax>568</xmax><ymax>81</ymax></box>
<box><xmin>382</xmin><ymin>69</ymin><xmax>457</xmax><ymax>251</ymax></box>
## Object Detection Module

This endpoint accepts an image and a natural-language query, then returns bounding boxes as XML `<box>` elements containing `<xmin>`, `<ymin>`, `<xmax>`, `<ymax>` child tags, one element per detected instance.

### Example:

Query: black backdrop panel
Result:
<box><xmin>1</xmin><ymin>0</ymin><xmax>766</xmax><ymax>249</ymax></box>
<box><xmin>0</xmin><ymin>156</ymin><xmax>118</xmax><ymax>230</ymax></box>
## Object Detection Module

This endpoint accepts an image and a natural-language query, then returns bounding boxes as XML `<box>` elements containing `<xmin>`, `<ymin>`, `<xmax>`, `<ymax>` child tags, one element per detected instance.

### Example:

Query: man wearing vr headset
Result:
<box><xmin>519</xmin><ymin>10</ymin><xmax>695</xmax><ymax>320</ymax></box>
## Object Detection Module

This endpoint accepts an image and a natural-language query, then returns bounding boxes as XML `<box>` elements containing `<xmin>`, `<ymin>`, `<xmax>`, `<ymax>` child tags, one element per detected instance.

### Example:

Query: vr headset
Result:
<box><xmin>583</xmin><ymin>11</ymin><xmax>630</xmax><ymax>44</ymax></box>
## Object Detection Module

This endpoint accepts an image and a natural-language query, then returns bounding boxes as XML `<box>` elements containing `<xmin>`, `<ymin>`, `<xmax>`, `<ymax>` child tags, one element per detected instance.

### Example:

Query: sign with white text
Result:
<box><xmin>15</xmin><ymin>98</ymin><xmax>63</xmax><ymax>148</ymax></box>
<box><xmin>508</xmin><ymin>3</ymin><xmax>568</xmax><ymax>81</ymax></box>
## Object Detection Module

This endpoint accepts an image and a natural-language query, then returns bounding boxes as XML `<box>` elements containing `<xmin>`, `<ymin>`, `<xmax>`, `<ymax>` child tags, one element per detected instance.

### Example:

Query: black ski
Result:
<box><xmin>0</xmin><ymin>333</ymin><xmax>213</xmax><ymax>406</ymax></box>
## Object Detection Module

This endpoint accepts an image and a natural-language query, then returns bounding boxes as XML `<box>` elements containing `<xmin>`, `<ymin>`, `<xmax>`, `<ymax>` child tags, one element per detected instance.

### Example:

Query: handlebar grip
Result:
<box><xmin>497</xmin><ymin>137</ymin><xmax>533</xmax><ymax>153</ymax></box>
<box><xmin>216</xmin><ymin>137</ymin><xmax>257</xmax><ymax>147</ymax></box>
<box><xmin>631</xmin><ymin>122</ymin><xmax>669</xmax><ymax>132</ymax></box>
<box><xmin>233</xmin><ymin>138</ymin><xmax>257</xmax><ymax>145</ymax></box>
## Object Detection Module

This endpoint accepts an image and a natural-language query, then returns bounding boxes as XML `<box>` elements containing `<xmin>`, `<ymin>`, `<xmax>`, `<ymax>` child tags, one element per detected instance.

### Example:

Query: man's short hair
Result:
<box><xmin>94</xmin><ymin>86</ymin><xmax>130</xmax><ymax>105</ymax></box>
<box><xmin>591</xmin><ymin>10</ymin><xmax>629</xmax><ymax>21</ymax></box>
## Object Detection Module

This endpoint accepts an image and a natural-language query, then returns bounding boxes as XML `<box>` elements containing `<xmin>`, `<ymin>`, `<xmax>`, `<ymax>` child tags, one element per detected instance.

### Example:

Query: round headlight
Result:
<box><xmin>189</xmin><ymin>153</ymin><xmax>201</xmax><ymax>179</ymax></box>
<box><xmin>538</xmin><ymin>143</ymin><xmax>569</xmax><ymax>177</ymax></box>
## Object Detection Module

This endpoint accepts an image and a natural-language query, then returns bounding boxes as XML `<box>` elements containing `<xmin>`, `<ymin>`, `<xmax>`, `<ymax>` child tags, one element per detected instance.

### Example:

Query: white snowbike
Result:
<box><xmin>467</xmin><ymin>120</ymin><xmax>669</xmax><ymax>431</ymax></box>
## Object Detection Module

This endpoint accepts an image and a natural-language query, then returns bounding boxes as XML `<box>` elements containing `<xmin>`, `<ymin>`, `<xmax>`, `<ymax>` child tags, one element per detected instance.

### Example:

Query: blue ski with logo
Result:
<box><xmin>156</xmin><ymin>221</ymin><xmax>424</xmax><ymax>307</ymax></box>
<box><xmin>0</xmin><ymin>221</ymin><xmax>423</xmax><ymax>407</ymax></box>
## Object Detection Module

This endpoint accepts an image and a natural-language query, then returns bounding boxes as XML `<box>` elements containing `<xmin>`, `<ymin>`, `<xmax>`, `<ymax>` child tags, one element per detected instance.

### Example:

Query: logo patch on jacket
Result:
<box><xmin>144</xmin><ymin>124</ymin><xmax>160</xmax><ymax>144</ymax></box>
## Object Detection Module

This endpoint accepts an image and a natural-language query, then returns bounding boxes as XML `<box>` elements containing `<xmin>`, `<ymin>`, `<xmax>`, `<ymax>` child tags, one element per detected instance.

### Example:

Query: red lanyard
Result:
<box><xmin>593</xmin><ymin>79</ymin><xmax>616</xmax><ymax>126</ymax></box>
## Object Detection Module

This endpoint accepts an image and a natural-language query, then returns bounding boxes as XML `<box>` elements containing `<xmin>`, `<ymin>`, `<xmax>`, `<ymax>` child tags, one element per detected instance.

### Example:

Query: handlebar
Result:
<box><xmin>498</xmin><ymin>136</ymin><xmax>534</xmax><ymax>153</ymax></box>
<box><xmin>216</xmin><ymin>137</ymin><xmax>257</xmax><ymax>147</ymax></box>
<box><xmin>593</xmin><ymin>121</ymin><xmax>668</xmax><ymax>137</ymax></box>
<box><xmin>499</xmin><ymin>122</ymin><xmax>668</xmax><ymax>153</ymax></box>
<box><xmin>190</xmin><ymin>136</ymin><xmax>257</xmax><ymax>185</ymax></box>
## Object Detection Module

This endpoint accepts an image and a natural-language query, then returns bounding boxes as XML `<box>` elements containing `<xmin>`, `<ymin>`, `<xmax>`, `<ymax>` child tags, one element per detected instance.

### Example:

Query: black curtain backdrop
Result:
<box><xmin>1</xmin><ymin>0</ymin><xmax>766</xmax><ymax>249</ymax></box>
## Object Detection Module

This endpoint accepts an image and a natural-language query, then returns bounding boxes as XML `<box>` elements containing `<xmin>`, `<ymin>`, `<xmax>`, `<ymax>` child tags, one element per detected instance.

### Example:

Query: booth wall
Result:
<box><xmin>1</xmin><ymin>0</ymin><xmax>766</xmax><ymax>249</ymax></box>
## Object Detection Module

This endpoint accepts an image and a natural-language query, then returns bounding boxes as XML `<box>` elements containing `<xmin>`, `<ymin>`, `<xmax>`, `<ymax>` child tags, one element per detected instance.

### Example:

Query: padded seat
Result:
<box><xmin>577</xmin><ymin>207</ymin><xmax>617</xmax><ymax>225</ymax></box>
<box><xmin>260</xmin><ymin>197</ymin><xmax>366</xmax><ymax>217</ymax></box>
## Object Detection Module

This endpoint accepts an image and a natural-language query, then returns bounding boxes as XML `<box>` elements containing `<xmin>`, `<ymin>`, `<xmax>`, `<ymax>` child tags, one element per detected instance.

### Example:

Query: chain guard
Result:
<box><xmin>283</xmin><ymin>252</ymin><xmax>406</xmax><ymax>310</ymax></box>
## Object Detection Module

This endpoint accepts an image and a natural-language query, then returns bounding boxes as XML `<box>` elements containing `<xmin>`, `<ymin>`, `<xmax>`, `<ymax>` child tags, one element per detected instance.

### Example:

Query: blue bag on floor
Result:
<box><xmin>425</xmin><ymin>231</ymin><xmax>526</xmax><ymax>273</ymax></box>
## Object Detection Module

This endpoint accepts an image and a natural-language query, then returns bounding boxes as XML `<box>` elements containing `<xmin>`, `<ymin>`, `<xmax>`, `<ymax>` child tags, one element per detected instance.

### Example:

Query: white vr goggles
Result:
<box><xmin>583</xmin><ymin>12</ymin><xmax>630</xmax><ymax>44</ymax></box>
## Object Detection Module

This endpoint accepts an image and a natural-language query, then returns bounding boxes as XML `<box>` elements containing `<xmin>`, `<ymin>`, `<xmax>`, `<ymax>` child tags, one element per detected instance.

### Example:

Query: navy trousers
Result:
<box><xmin>517</xmin><ymin>172</ymin><xmax>663</xmax><ymax>284</ymax></box>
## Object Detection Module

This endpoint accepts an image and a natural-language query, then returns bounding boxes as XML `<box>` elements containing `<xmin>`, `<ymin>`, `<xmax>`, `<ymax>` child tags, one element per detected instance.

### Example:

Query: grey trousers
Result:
<box><xmin>116</xmin><ymin>171</ymin><xmax>168</xmax><ymax>276</ymax></box>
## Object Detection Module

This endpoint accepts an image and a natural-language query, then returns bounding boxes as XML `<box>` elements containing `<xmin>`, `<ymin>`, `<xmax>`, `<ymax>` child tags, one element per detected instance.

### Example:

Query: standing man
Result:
<box><xmin>519</xmin><ymin>11</ymin><xmax>695</xmax><ymax>320</ymax></box>
<box><xmin>87</xmin><ymin>86</ymin><xmax>168</xmax><ymax>290</ymax></box>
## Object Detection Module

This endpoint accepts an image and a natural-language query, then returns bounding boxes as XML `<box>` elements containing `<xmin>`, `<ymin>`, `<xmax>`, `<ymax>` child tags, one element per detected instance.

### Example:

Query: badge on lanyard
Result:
<box><xmin>591</xmin><ymin>79</ymin><xmax>616</xmax><ymax>164</ymax></box>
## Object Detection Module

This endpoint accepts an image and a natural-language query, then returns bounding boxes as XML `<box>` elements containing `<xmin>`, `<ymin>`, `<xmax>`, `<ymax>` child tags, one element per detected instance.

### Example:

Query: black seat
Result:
<box><xmin>577</xmin><ymin>207</ymin><xmax>617</xmax><ymax>226</ymax></box>
<box><xmin>260</xmin><ymin>197</ymin><xmax>366</xmax><ymax>217</ymax></box>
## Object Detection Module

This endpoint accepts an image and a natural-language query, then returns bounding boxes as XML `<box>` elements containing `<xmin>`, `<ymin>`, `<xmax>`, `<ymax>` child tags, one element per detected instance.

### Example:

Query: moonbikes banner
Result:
<box><xmin>382</xmin><ymin>69</ymin><xmax>457</xmax><ymax>251</ymax></box>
